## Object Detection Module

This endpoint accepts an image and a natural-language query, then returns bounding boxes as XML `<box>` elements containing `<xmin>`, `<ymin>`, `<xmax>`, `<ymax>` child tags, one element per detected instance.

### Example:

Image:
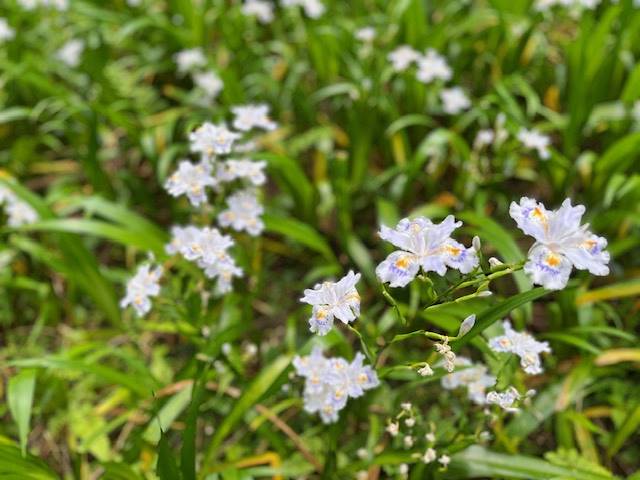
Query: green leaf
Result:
<box><xmin>181</xmin><ymin>367</ymin><xmax>209</xmax><ymax>480</ymax></box>
<box><xmin>452</xmin><ymin>288</ymin><xmax>549</xmax><ymax>349</ymax></box>
<box><xmin>448</xmin><ymin>445</ymin><xmax>617</xmax><ymax>480</ymax></box>
<box><xmin>607</xmin><ymin>403</ymin><xmax>640</xmax><ymax>457</ymax></box>
<box><xmin>7</xmin><ymin>370</ymin><xmax>37</xmax><ymax>456</ymax></box>
<box><xmin>202</xmin><ymin>355</ymin><xmax>292</xmax><ymax>468</ymax></box>
<box><xmin>0</xmin><ymin>442</ymin><xmax>59</xmax><ymax>479</ymax></box>
<box><xmin>157</xmin><ymin>430</ymin><xmax>182</xmax><ymax>480</ymax></box>
<box><xmin>264</xmin><ymin>213</ymin><xmax>337</xmax><ymax>263</ymax></box>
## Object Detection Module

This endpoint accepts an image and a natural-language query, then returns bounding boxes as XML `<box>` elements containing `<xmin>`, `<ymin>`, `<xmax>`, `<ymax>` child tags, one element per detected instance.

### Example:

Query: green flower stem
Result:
<box><xmin>382</xmin><ymin>284</ymin><xmax>407</xmax><ymax>325</ymax></box>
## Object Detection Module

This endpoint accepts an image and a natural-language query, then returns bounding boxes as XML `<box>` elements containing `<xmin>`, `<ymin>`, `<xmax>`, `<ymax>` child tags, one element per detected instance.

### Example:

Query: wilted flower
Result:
<box><xmin>486</xmin><ymin>387</ymin><xmax>521</xmax><ymax>413</ymax></box>
<box><xmin>164</xmin><ymin>160</ymin><xmax>217</xmax><ymax>206</ymax></box>
<box><xmin>416</xmin><ymin>49</ymin><xmax>452</xmax><ymax>84</ymax></box>
<box><xmin>216</xmin><ymin>159</ymin><xmax>267</xmax><ymax>186</ymax></box>
<box><xmin>193</xmin><ymin>71</ymin><xmax>223</xmax><ymax>99</ymax></box>
<box><xmin>418</xmin><ymin>363</ymin><xmax>434</xmax><ymax>377</ymax></box>
<box><xmin>376</xmin><ymin>216</ymin><xmax>478</xmax><ymax>288</ymax></box>
<box><xmin>435</xmin><ymin>339</ymin><xmax>457</xmax><ymax>372</ymax></box>
<box><xmin>489</xmin><ymin>321</ymin><xmax>551</xmax><ymax>374</ymax></box>
<box><xmin>189</xmin><ymin>122</ymin><xmax>241</xmax><ymax>157</ymax></box>
<box><xmin>300</xmin><ymin>271</ymin><xmax>361</xmax><ymax>335</ymax></box>
<box><xmin>440</xmin><ymin>87</ymin><xmax>471</xmax><ymax>114</ymax></box>
<box><xmin>174</xmin><ymin>48</ymin><xmax>207</xmax><ymax>73</ymax></box>
<box><xmin>510</xmin><ymin>197</ymin><xmax>610</xmax><ymax>290</ymax></box>
<box><xmin>217</xmin><ymin>188</ymin><xmax>265</xmax><ymax>236</ymax></box>
<box><xmin>120</xmin><ymin>264</ymin><xmax>163</xmax><ymax>317</ymax></box>
<box><xmin>242</xmin><ymin>0</ymin><xmax>275</xmax><ymax>23</ymax></box>
<box><xmin>517</xmin><ymin>128</ymin><xmax>551</xmax><ymax>160</ymax></box>
<box><xmin>0</xmin><ymin>18</ymin><xmax>15</xmax><ymax>42</ymax></box>
<box><xmin>232</xmin><ymin>104</ymin><xmax>277</xmax><ymax>132</ymax></box>
<box><xmin>386</xmin><ymin>421</ymin><xmax>400</xmax><ymax>437</ymax></box>
<box><xmin>293</xmin><ymin>347</ymin><xmax>379</xmax><ymax>423</ymax></box>
<box><xmin>56</xmin><ymin>39</ymin><xmax>84</xmax><ymax>67</ymax></box>
<box><xmin>441</xmin><ymin>357</ymin><xmax>496</xmax><ymax>405</ymax></box>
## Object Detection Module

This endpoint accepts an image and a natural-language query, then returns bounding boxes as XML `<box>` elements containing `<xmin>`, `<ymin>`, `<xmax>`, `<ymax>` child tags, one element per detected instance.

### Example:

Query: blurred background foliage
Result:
<box><xmin>0</xmin><ymin>0</ymin><xmax>639</xmax><ymax>479</ymax></box>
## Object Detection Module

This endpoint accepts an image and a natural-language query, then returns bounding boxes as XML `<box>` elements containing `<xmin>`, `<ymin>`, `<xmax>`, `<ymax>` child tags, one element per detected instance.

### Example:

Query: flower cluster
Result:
<box><xmin>120</xmin><ymin>263</ymin><xmax>163</xmax><ymax>317</ymax></box>
<box><xmin>489</xmin><ymin>321</ymin><xmax>551</xmax><ymax>374</ymax></box>
<box><xmin>485</xmin><ymin>387</ymin><xmax>521</xmax><ymax>413</ymax></box>
<box><xmin>0</xmin><ymin>185</ymin><xmax>39</xmax><ymax>227</ymax></box>
<box><xmin>165</xmin><ymin>226</ymin><xmax>243</xmax><ymax>294</ymax></box>
<box><xmin>300</xmin><ymin>271</ymin><xmax>361</xmax><ymax>335</ymax></box>
<box><xmin>387</xmin><ymin>46</ymin><xmax>470</xmax><ymax>115</ymax></box>
<box><xmin>510</xmin><ymin>197</ymin><xmax>610</xmax><ymax>290</ymax></box>
<box><xmin>174</xmin><ymin>48</ymin><xmax>223</xmax><ymax>103</ymax></box>
<box><xmin>441</xmin><ymin>357</ymin><xmax>496</xmax><ymax>405</ymax></box>
<box><xmin>376</xmin><ymin>216</ymin><xmax>478</xmax><ymax>288</ymax></box>
<box><xmin>293</xmin><ymin>347</ymin><xmax>379</xmax><ymax>423</ymax></box>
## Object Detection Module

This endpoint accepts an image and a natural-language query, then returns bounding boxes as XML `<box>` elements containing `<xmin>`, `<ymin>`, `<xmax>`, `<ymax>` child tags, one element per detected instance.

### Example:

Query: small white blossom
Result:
<box><xmin>388</xmin><ymin>45</ymin><xmax>420</xmax><ymax>72</ymax></box>
<box><xmin>517</xmin><ymin>128</ymin><xmax>551</xmax><ymax>160</ymax></box>
<box><xmin>293</xmin><ymin>347</ymin><xmax>379</xmax><ymax>424</ymax></box>
<box><xmin>416</xmin><ymin>49</ymin><xmax>452</xmax><ymax>84</ymax></box>
<box><xmin>440</xmin><ymin>87</ymin><xmax>471</xmax><ymax>115</ymax></box>
<box><xmin>441</xmin><ymin>357</ymin><xmax>496</xmax><ymax>405</ymax></box>
<box><xmin>474</xmin><ymin>129</ymin><xmax>495</xmax><ymax>149</ymax></box>
<box><xmin>418</xmin><ymin>364</ymin><xmax>434</xmax><ymax>376</ymax></box>
<box><xmin>189</xmin><ymin>122</ymin><xmax>241</xmax><ymax>158</ymax></box>
<box><xmin>376</xmin><ymin>216</ymin><xmax>478</xmax><ymax>288</ymax></box>
<box><xmin>421</xmin><ymin>448</ymin><xmax>437</xmax><ymax>464</ymax></box>
<box><xmin>5</xmin><ymin>200</ymin><xmax>39</xmax><ymax>227</ymax></box>
<box><xmin>300</xmin><ymin>271</ymin><xmax>361</xmax><ymax>335</ymax></box>
<box><xmin>425</xmin><ymin>432</ymin><xmax>436</xmax><ymax>443</ymax></box>
<box><xmin>56</xmin><ymin>39</ymin><xmax>84</xmax><ymax>67</ymax></box>
<box><xmin>355</xmin><ymin>27</ymin><xmax>376</xmax><ymax>43</ymax></box>
<box><xmin>0</xmin><ymin>18</ymin><xmax>15</xmax><ymax>42</ymax></box>
<box><xmin>510</xmin><ymin>197</ymin><xmax>610</xmax><ymax>290</ymax></box>
<box><xmin>356</xmin><ymin>448</ymin><xmax>369</xmax><ymax>459</ymax></box>
<box><xmin>486</xmin><ymin>387</ymin><xmax>521</xmax><ymax>413</ymax></box>
<box><xmin>242</xmin><ymin>0</ymin><xmax>275</xmax><ymax>23</ymax></box>
<box><xmin>403</xmin><ymin>435</ymin><xmax>414</xmax><ymax>448</ymax></box>
<box><xmin>401</xmin><ymin>402</ymin><xmax>412</xmax><ymax>411</ymax></box>
<box><xmin>164</xmin><ymin>160</ymin><xmax>217</xmax><ymax>206</ymax></box>
<box><xmin>217</xmin><ymin>188</ymin><xmax>265</xmax><ymax>236</ymax></box>
<box><xmin>174</xmin><ymin>48</ymin><xmax>207</xmax><ymax>74</ymax></box>
<box><xmin>404</xmin><ymin>417</ymin><xmax>415</xmax><ymax>428</ymax></box>
<box><xmin>193</xmin><ymin>71</ymin><xmax>223</xmax><ymax>99</ymax></box>
<box><xmin>386</xmin><ymin>421</ymin><xmax>400</xmax><ymax>437</ymax></box>
<box><xmin>120</xmin><ymin>263</ymin><xmax>163</xmax><ymax>317</ymax></box>
<box><xmin>399</xmin><ymin>464</ymin><xmax>409</xmax><ymax>475</ymax></box>
<box><xmin>216</xmin><ymin>159</ymin><xmax>267</xmax><ymax>186</ymax></box>
<box><xmin>488</xmin><ymin>257</ymin><xmax>503</xmax><ymax>267</ymax></box>
<box><xmin>232</xmin><ymin>104</ymin><xmax>277</xmax><ymax>132</ymax></box>
<box><xmin>282</xmin><ymin>0</ymin><xmax>325</xmax><ymax>18</ymax></box>
<box><xmin>439</xmin><ymin>455</ymin><xmax>451</xmax><ymax>467</ymax></box>
<box><xmin>489</xmin><ymin>321</ymin><xmax>551</xmax><ymax>374</ymax></box>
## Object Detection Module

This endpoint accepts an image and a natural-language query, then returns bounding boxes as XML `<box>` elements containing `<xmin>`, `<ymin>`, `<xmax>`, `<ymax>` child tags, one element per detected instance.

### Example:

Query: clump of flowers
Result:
<box><xmin>387</xmin><ymin>45</ymin><xmax>420</xmax><ymax>72</ymax></box>
<box><xmin>416</xmin><ymin>49</ymin><xmax>452</xmax><ymax>84</ymax></box>
<box><xmin>376</xmin><ymin>216</ymin><xmax>478</xmax><ymax>288</ymax></box>
<box><xmin>510</xmin><ymin>197</ymin><xmax>610</xmax><ymax>290</ymax></box>
<box><xmin>440</xmin><ymin>87</ymin><xmax>471</xmax><ymax>115</ymax></box>
<box><xmin>165</xmin><ymin>226</ymin><xmax>243</xmax><ymax>294</ymax></box>
<box><xmin>441</xmin><ymin>357</ymin><xmax>496</xmax><ymax>405</ymax></box>
<box><xmin>293</xmin><ymin>347</ymin><xmax>379</xmax><ymax>423</ymax></box>
<box><xmin>300</xmin><ymin>271</ymin><xmax>361</xmax><ymax>335</ymax></box>
<box><xmin>489</xmin><ymin>321</ymin><xmax>551</xmax><ymax>374</ymax></box>
<box><xmin>217</xmin><ymin>188</ymin><xmax>265</xmax><ymax>236</ymax></box>
<box><xmin>164</xmin><ymin>160</ymin><xmax>217</xmax><ymax>207</ymax></box>
<box><xmin>485</xmin><ymin>387</ymin><xmax>522</xmax><ymax>413</ymax></box>
<box><xmin>120</xmin><ymin>263</ymin><xmax>163</xmax><ymax>317</ymax></box>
